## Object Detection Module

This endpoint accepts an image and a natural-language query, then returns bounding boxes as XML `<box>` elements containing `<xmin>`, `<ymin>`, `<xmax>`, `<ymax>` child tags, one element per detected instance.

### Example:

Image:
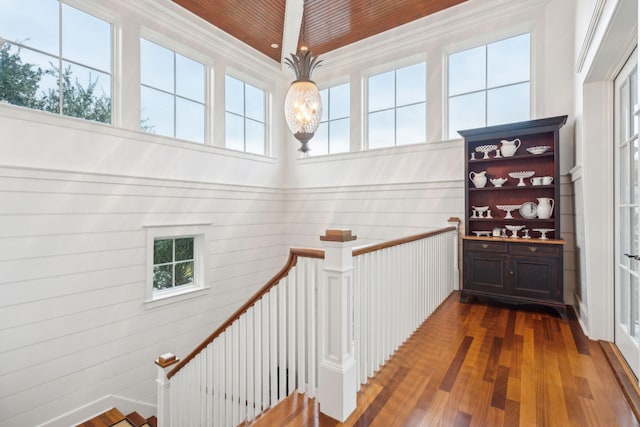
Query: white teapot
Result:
<box><xmin>500</xmin><ymin>138</ymin><xmax>521</xmax><ymax>157</ymax></box>
<box><xmin>469</xmin><ymin>171</ymin><xmax>487</xmax><ymax>188</ymax></box>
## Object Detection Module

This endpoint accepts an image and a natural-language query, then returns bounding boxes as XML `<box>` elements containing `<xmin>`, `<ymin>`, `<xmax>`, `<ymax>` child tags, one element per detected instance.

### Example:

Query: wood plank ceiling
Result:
<box><xmin>172</xmin><ymin>0</ymin><xmax>467</xmax><ymax>63</ymax></box>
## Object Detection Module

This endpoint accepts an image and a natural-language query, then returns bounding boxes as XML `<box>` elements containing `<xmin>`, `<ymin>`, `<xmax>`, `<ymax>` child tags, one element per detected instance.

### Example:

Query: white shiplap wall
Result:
<box><xmin>0</xmin><ymin>165</ymin><xmax>288</xmax><ymax>427</ymax></box>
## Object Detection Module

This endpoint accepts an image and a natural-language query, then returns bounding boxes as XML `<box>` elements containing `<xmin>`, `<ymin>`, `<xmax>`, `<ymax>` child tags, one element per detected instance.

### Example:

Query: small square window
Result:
<box><xmin>152</xmin><ymin>237</ymin><xmax>195</xmax><ymax>291</ymax></box>
<box><xmin>145</xmin><ymin>224</ymin><xmax>209</xmax><ymax>305</ymax></box>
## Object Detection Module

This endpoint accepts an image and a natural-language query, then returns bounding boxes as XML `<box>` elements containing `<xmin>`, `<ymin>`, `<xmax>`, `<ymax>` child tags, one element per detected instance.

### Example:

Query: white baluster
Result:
<box><xmin>269</xmin><ymin>288</ymin><xmax>277</xmax><ymax>406</ymax></box>
<box><xmin>246</xmin><ymin>307</ymin><xmax>255</xmax><ymax>421</ymax></box>
<box><xmin>306</xmin><ymin>258</ymin><xmax>317</xmax><ymax>397</ymax></box>
<box><xmin>253</xmin><ymin>301</ymin><xmax>262</xmax><ymax>416</ymax></box>
<box><xmin>287</xmin><ymin>270</ymin><xmax>296</xmax><ymax>395</ymax></box>
<box><xmin>297</xmin><ymin>259</ymin><xmax>306</xmax><ymax>394</ymax></box>
<box><xmin>239</xmin><ymin>315</ymin><xmax>248</xmax><ymax>422</ymax></box>
<box><xmin>278</xmin><ymin>281</ymin><xmax>287</xmax><ymax>401</ymax></box>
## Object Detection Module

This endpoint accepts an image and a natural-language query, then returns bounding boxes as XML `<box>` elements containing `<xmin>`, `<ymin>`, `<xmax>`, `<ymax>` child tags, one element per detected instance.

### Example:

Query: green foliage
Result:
<box><xmin>154</xmin><ymin>239</ymin><xmax>173</xmax><ymax>264</ymax></box>
<box><xmin>0</xmin><ymin>43</ymin><xmax>111</xmax><ymax>123</ymax></box>
<box><xmin>0</xmin><ymin>44</ymin><xmax>44</xmax><ymax>109</ymax></box>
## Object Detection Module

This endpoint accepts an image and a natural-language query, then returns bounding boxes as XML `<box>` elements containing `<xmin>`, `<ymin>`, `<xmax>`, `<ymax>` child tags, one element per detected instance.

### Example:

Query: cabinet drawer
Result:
<box><xmin>509</xmin><ymin>243</ymin><xmax>561</xmax><ymax>257</ymax></box>
<box><xmin>465</xmin><ymin>240</ymin><xmax>507</xmax><ymax>253</ymax></box>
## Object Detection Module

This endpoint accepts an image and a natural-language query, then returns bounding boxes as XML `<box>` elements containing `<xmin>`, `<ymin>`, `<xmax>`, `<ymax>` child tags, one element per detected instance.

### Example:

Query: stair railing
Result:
<box><xmin>155</xmin><ymin>219</ymin><xmax>460</xmax><ymax>427</ymax></box>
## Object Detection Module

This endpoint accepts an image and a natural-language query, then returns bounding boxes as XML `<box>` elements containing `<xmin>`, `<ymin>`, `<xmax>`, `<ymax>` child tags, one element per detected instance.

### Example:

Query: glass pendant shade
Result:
<box><xmin>284</xmin><ymin>48</ymin><xmax>323</xmax><ymax>153</ymax></box>
<box><xmin>284</xmin><ymin>80</ymin><xmax>322</xmax><ymax>152</ymax></box>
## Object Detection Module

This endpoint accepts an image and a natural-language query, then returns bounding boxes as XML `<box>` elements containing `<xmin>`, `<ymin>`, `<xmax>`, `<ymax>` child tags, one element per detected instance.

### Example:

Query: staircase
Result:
<box><xmin>75</xmin><ymin>407</ymin><xmax>157</xmax><ymax>427</ymax></box>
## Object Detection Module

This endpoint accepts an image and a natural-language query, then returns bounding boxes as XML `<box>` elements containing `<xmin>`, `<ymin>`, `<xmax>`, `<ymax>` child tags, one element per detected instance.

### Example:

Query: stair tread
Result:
<box><xmin>110</xmin><ymin>420</ymin><xmax>134</xmax><ymax>427</ymax></box>
<box><xmin>146</xmin><ymin>415</ymin><xmax>157</xmax><ymax>427</ymax></box>
<box><xmin>76</xmin><ymin>408</ymin><xmax>126</xmax><ymax>427</ymax></box>
<box><xmin>125</xmin><ymin>412</ymin><xmax>146</xmax><ymax>426</ymax></box>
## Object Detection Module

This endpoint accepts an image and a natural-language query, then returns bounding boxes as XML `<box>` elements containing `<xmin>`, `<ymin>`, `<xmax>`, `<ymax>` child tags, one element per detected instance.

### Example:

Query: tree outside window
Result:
<box><xmin>0</xmin><ymin>0</ymin><xmax>112</xmax><ymax>123</ymax></box>
<box><xmin>153</xmin><ymin>237</ymin><xmax>195</xmax><ymax>291</ymax></box>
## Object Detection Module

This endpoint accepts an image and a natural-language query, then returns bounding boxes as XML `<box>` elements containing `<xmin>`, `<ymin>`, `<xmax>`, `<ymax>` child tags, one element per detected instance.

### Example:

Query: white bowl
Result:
<box><xmin>526</xmin><ymin>146</ymin><xmax>551</xmax><ymax>155</ymax></box>
<box><xmin>490</xmin><ymin>177</ymin><xmax>507</xmax><ymax>187</ymax></box>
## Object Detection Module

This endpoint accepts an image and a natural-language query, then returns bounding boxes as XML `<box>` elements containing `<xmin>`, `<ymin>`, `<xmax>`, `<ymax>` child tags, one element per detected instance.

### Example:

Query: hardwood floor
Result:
<box><xmin>250</xmin><ymin>292</ymin><xmax>639</xmax><ymax>426</ymax></box>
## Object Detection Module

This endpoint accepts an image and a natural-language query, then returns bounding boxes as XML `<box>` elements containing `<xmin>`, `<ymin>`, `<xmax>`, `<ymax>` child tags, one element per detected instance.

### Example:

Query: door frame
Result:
<box><xmin>577</xmin><ymin>0</ymin><xmax>637</xmax><ymax>341</ymax></box>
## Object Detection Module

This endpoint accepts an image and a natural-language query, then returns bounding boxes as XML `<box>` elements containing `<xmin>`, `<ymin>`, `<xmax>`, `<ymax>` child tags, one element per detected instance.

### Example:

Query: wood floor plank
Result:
<box><xmin>250</xmin><ymin>292</ymin><xmax>639</xmax><ymax>427</ymax></box>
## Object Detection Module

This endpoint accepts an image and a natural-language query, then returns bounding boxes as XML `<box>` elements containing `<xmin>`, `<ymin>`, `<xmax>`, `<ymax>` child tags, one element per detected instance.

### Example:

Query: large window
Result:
<box><xmin>448</xmin><ymin>33</ymin><xmax>530</xmax><ymax>138</ymax></box>
<box><xmin>140</xmin><ymin>38</ymin><xmax>205</xmax><ymax>143</ymax></box>
<box><xmin>311</xmin><ymin>83</ymin><xmax>350</xmax><ymax>155</ymax></box>
<box><xmin>367</xmin><ymin>62</ymin><xmax>426</xmax><ymax>149</ymax></box>
<box><xmin>225</xmin><ymin>75</ymin><xmax>266</xmax><ymax>155</ymax></box>
<box><xmin>0</xmin><ymin>0</ymin><xmax>112</xmax><ymax>123</ymax></box>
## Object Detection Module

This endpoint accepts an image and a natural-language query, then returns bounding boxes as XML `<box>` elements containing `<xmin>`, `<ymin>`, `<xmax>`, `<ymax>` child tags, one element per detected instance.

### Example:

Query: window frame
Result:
<box><xmin>446</xmin><ymin>32</ymin><xmax>532</xmax><ymax>139</ymax></box>
<box><xmin>144</xmin><ymin>223</ymin><xmax>210</xmax><ymax>307</ymax></box>
<box><xmin>224</xmin><ymin>73</ymin><xmax>268</xmax><ymax>155</ymax></box>
<box><xmin>0</xmin><ymin>0</ymin><xmax>115</xmax><ymax>124</ymax></box>
<box><xmin>139</xmin><ymin>35</ymin><xmax>208</xmax><ymax>143</ymax></box>
<box><xmin>364</xmin><ymin>60</ymin><xmax>427</xmax><ymax>150</ymax></box>
<box><xmin>310</xmin><ymin>81</ymin><xmax>351</xmax><ymax>156</ymax></box>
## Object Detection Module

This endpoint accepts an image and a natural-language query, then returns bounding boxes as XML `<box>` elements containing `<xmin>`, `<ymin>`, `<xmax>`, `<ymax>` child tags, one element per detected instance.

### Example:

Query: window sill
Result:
<box><xmin>144</xmin><ymin>285</ymin><xmax>211</xmax><ymax>309</ymax></box>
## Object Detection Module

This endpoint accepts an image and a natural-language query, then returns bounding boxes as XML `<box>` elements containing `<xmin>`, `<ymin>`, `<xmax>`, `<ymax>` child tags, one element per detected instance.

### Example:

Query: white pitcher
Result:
<box><xmin>469</xmin><ymin>171</ymin><xmax>487</xmax><ymax>188</ymax></box>
<box><xmin>537</xmin><ymin>197</ymin><xmax>554</xmax><ymax>219</ymax></box>
<box><xmin>500</xmin><ymin>138</ymin><xmax>521</xmax><ymax>157</ymax></box>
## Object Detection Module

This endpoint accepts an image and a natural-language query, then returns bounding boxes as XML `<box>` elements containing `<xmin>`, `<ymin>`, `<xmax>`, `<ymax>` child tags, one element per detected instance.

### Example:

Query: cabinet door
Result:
<box><xmin>464</xmin><ymin>251</ymin><xmax>507</xmax><ymax>293</ymax></box>
<box><xmin>509</xmin><ymin>255</ymin><xmax>560</xmax><ymax>301</ymax></box>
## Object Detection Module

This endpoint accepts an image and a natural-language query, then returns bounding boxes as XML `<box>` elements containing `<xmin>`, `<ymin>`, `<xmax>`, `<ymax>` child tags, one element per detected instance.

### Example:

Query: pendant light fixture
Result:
<box><xmin>283</xmin><ymin>9</ymin><xmax>322</xmax><ymax>153</ymax></box>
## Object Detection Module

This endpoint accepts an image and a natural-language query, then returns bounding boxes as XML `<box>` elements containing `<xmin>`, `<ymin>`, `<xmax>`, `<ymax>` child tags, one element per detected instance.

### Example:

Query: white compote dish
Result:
<box><xmin>508</xmin><ymin>171</ymin><xmax>535</xmax><ymax>186</ymax></box>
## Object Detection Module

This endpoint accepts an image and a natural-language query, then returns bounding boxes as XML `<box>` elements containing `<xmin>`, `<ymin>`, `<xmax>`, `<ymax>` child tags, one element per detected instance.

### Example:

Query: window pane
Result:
<box><xmin>449</xmin><ymin>46</ymin><xmax>485</xmax><ymax>96</ymax></box>
<box><xmin>311</xmin><ymin>122</ymin><xmax>329</xmax><ymax>156</ymax></box>
<box><xmin>141</xmin><ymin>86</ymin><xmax>174</xmax><ymax>137</ymax></box>
<box><xmin>368</xmin><ymin>70</ymin><xmax>394</xmax><ymax>112</ymax></box>
<box><xmin>449</xmin><ymin>92</ymin><xmax>485</xmax><ymax>137</ymax></box>
<box><xmin>225</xmin><ymin>75</ymin><xmax>244</xmax><ymax>115</ymax></box>
<box><xmin>246</xmin><ymin>119</ymin><xmax>265</xmax><ymax>155</ymax></box>
<box><xmin>330</xmin><ymin>83</ymin><xmax>350</xmax><ymax>119</ymax></box>
<box><xmin>176</xmin><ymin>97</ymin><xmax>204</xmax><ymax>143</ymax></box>
<box><xmin>397</xmin><ymin>103</ymin><xmax>425</xmax><ymax>145</ymax></box>
<box><xmin>175</xmin><ymin>261</ymin><xmax>194</xmax><ymax>286</ymax></box>
<box><xmin>140</xmin><ymin>39</ymin><xmax>174</xmax><ymax>92</ymax></box>
<box><xmin>487</xmin><ymin>82</ymin><xmax>529</xmax><ymax>126</ymax></box>
<box><xmin>61</xmin><ymin>62</ymin><xmax>111</xmax><ymax>123</ymax></box>
<box><xmin>62</xmin><ymin>4</ymin><xmax>110</xmax><ymax>72</ymax></box>
<box><xmin>175</xmin><ymin>238</ymin><xmax>194</xmax><ymax>261</ymax></box>
<box><xmin>154</xmin><ymin>239</ymin><xmax>173</xmax><ymax>264</ymax></box>
<box><xmin>245</xmin><ymin>83</ymin><xmax>264</xmax><ymax>122</ymax></box>
<box><xmin>329</xmin><ymin>118</ymin><xmax>350</xmax><ymax>153</ymax></box>
<box><xmin>0</xmin><ymin>0</ymin><xmax>60</xmax><ymax>55</ymax></box>
<box><xmin>153</xmin><ymin>265</ymin><xmax>173</xmax><ymax>290</ymax></box>
<box><xmin>369</xmin><ymin>109</ymin><xmax>394</xmax><ymax>149</ymax></box>
<box><xmin>176</xmin><ymin>53</ymin><xmax>204</xmax><ymax>102</ymax></box>
<box><xmin>1</xmin><ymin>45</ymin><xmax>57</xmax><ymax>109</ymax></box>
<box><xmin>225</xmin><ymin>112</ymin><xmax>244</xmax><ymax>151</ymax></box>
<box><xmin>397</xmin><ymin>62</ymin><xmax>426</xmax><ymax>106</ymax></box>
<box><xmin>488</xmin><ymin>33</ymin><xmax>530</xmax><ymax>88</ymax></box>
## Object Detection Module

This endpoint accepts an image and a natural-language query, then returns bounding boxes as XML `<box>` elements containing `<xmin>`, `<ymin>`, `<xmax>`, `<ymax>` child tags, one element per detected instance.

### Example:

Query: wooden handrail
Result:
<box><xmin>167</xmin><ymin>247</ymin><xmax>325</xmax><ymax>379</ymax></box>
<box><xmin>352</xmin><ymin>226</ymin><xmax>457</xmax><ymax>257</ymax></box>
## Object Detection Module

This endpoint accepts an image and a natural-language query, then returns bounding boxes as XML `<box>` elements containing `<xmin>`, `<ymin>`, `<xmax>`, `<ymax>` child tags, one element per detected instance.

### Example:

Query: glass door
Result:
<box><xmin>615</xmin><ymin>49</ymin><xmax>640</xmax><ymax>378</ymax></box>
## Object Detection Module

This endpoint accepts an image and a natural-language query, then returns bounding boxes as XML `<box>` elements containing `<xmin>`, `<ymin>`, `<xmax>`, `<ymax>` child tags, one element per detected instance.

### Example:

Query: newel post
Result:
<box><xmin>448</xmin><ymin>217</ymin><xmax>461</xmax><ymax>290</ymax></box>
<box><xmin>155</xmin><ymin>353</ymin><xmax>179</xmax><ymax>427</ymax></box>
<box><xmin>318</xmin><ymin>229</ymin><xmax>358</xmax><ymax>422</ymax></box>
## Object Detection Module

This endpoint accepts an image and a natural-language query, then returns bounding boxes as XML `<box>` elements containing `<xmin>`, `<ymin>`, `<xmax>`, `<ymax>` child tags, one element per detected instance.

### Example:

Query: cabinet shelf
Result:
<box><xmin>469</xmin><ymin>185</ymin><xmax>554</xmax><ymax>191</ymax></box>
<box><xmin>468</xmin><ymin>152</ymin><xmax>554</xmax><ymax>164</ymax></box>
